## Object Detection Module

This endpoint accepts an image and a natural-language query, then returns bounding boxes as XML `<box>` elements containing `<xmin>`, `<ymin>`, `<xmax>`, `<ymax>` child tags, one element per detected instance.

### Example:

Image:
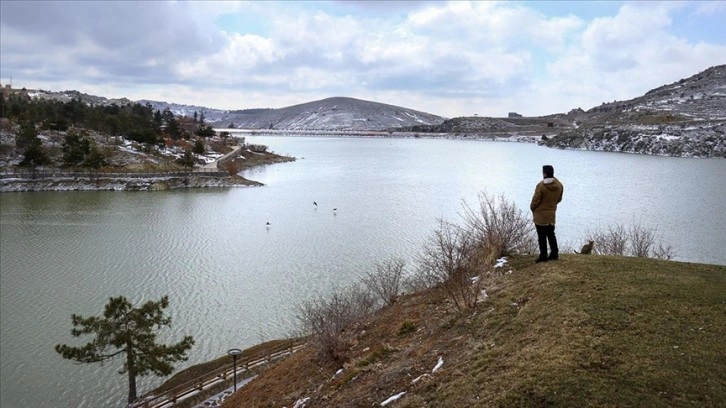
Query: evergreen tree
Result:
<box><xmin>195</xmin><ymin>125</ymin><xmax>215</xmax><ymax>138</ymax></box>
<box><xmin>16</xmin><ymin>120</ymin><xmax>39</xmax><ymax>150</ymax></box>
<box><xmin>83</xmin><ymin>142</ymin><xmax>107</xmax><ymax>169</ymax></box>
<box><xmin>62</xmin><ymin>130</ymin><xmax>91</xmax><ymax>166</ymax></box>
<box><xmin>153</xmin><ymin>110</ymin><xmax>163</xmax><ymax>128</ymax></box>
<box><xmin>161</xmin><ymin>107</ymin><xmax>175</xmax><ymax>125</ymax></box>
<box><xmin>16</xmin><ymin>121</ymin><xmax>50</xmax><ymax>173</ymax></box>
<box><xmin>19</xmin><ymin>140</ymin><xmax>50</xmax><ymax>172</ymax></box>
<box><xmin>176</xmin><ymin>149</ymin><xmax>196</xmax><ymax>168</ymax></box>
<box><xmin>166</xmin><ymin>117</ymin><xmax>181</xmax><ymax>140</ymax></box>
<box><xmin>192</xmin><ymin>139</ymin><xmax>205</xmax><ymax>155</ymax></box>
<box><xmin>55</xmin><ymin>295</ymin><xmax>194</xmax><ymax>404</ymax></box>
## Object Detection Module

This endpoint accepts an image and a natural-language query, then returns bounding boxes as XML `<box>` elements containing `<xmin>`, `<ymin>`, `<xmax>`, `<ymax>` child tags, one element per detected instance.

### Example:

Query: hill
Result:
<box><xmin>210</xmin><ymin>96</ymin><xmax>447</xmax><ymax>131</ymax></box>
<box><xmin>539</xmin><ymin>65</ymin><xmax>726</xmax><ymax>158</ymax></box>
<box><xmin>14</xmin><ymin>89</ymin><xmax>446</xmax><ymax>132</ymax></box>
<box><xmin>400</xmin><ymin>65</ymin><xmax>725</xmax><ymax>158</ymax></box>
<box><xmin>207</xmin><ymin>255</ymin><xmax>725</xmax><ymax>407</ymax></box>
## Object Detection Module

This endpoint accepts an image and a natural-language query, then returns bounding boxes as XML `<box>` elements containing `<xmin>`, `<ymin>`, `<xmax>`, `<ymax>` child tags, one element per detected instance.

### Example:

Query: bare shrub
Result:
<box><xmin>460</xmin><ymin>192</ymin><xmax>536</xmax><ymax>256</ymax></box>
<box><xmin>296</xmin><ymin>284</ymin><xmax>376</xmax><ymax>364</ymax></box>
<box><xmin>651</xmin><ymin>241</ymin><xmax>676</xmax><ymax>261</ymax></box>
<box><xmin>401</xmin><ymin>268</ymin><xmax>439</xmax><ymax>294</ymax></box>
<box><xmin>363</xmin><ymin>257</ymin><xmax>405</xmax><ymax>306</ymax></box>
<box><xmin>225</xmin><ymin>159</ymin><xmax>240</xmax><ymax>176</ymax></box>
<box><xmin>629</xmin><ymin>221</ymin><xmax>656</xmax><ymax>257</ymax></box>
<box><xmin>586</xmin><ymin>222</ymin><xmax>676</xmax><ymax>260</ymax></box>
<box><xmin>589</xmin><ymin>224</ymin><xmax>628</xmax><ymax>255</ymax></box>
<box><xmin>418</xmin><ymin>219</ymin><xmax>498</xmax><ymax>312</ymax></box>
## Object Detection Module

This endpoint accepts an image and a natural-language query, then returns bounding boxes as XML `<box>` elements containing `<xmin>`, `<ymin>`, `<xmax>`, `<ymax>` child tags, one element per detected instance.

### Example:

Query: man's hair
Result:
<box><xmin>542</xmin><ymin>165</ymin><xmax>554</xmax><ymax>177</ymax></box>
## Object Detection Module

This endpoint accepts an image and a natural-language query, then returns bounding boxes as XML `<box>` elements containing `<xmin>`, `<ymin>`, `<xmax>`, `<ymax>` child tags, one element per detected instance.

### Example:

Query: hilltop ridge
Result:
<box><xmin>210</xmin><ymin>96</ymin><xmax>447</xmax><ymax>131</ymax></box>
<box><xmin>539</xmin><ymin>64</ymin><xmax>726</xmax><ymax>157</ymax></box>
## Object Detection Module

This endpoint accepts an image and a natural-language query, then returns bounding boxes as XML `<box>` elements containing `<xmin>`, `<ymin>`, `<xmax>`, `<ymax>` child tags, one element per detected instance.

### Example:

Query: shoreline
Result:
<box><xmin>0</xmin><ymin>174</ymin><xmax>264</xmax><ymax>193</ymax></box>
<box><xmin>0</xmin><ymin>148</ymin><xmax>296</xmax><ymax>193</ymax></box>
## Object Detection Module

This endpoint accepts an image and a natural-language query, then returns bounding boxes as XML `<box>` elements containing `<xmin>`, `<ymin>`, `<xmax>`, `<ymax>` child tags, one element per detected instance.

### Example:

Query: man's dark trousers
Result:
<box><xmin>536</xmin><ymin>224</ymin><xmax>559</xmax><ymax>260</ymax></box>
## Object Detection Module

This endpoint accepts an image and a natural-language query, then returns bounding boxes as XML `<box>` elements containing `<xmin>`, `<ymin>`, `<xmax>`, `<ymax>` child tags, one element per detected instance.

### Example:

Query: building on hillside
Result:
<box><xmin>1</xmin><ymin>83</ymin><xmax>11</xmax><ymax>98</ymax></box>
<box><xmin>508</xmin><ymin>112</ymin><xmax>523</xmax><ymax>118</ymax></box>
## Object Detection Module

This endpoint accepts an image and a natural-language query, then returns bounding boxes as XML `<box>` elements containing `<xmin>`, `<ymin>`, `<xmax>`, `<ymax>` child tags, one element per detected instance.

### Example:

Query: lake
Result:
<box><xmin>1</xmin><ymin>136</ymin><xmax>725</xmax><ymax>407</ymax></box>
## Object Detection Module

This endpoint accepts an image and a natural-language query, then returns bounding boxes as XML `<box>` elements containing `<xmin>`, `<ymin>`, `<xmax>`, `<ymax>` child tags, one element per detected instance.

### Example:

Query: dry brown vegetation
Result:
<box><xmin>213</xmin><ymin>255</ymin><xmax>725</xmax><ymax>408</ymax></box>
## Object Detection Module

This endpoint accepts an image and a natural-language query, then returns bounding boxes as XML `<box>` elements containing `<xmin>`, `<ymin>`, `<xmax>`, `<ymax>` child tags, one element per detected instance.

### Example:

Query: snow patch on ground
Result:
<box><xmin>381</xmin><ymin>391</ymin><xmax>406</xmax><ymax>406</ymax></box>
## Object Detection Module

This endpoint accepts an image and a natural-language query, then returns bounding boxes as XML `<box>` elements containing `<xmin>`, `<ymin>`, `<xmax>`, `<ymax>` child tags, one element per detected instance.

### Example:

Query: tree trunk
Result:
<box><xmin>127</xmin><ymin>349</ymin><xmax>137</xmax><ymax>403</ymax></box>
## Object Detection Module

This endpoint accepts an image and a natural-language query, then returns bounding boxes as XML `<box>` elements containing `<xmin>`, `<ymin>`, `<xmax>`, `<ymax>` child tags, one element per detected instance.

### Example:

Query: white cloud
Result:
<box><xmin>538</xmin><ymin>2</ymin><xmax>726</xmax><ymax>114</ymax></box>
<box><xmin>1</xmin><ymin>1</ymin><xmax>724</xmax><ymax>118</ymax></box>
<box><xmin>694</xmin><ymin>1</ymin><xmax>726</xmax><ymax>15</ymax></box>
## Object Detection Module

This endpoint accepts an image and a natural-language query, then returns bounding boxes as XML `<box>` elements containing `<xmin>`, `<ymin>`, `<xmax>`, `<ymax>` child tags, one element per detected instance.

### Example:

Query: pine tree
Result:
<box><xmin>61</xmin><ymin>130</ymin><xmax>91</xmax><ymax>166</ymax></box>
<box><xmin>166</xmin><ymin>117</ymin><xmax>181</xmax><ymax>140</ymax></box>
<box><xmin>55</xmin><ymin>296</ymin><xmax>195</xmax><ymax>404</ymax></box>
<box><xmin>192</xmin><ymin>138</ymin><xmax>205</xmax><ymax>155</ymax></box>
<box><xmin>83</xmin><ymin>142</ymin><xmax>107</xmax><ymax>169</ymax></box>
<box><xmin>177</xmin><ymin>149</ymin><xmax>196</xmax><ymax>168</ymax></box>
<box><xmin>17</xmin><ymin>120</ymin><xmax>50</xmax><ymax>174</ymax></box>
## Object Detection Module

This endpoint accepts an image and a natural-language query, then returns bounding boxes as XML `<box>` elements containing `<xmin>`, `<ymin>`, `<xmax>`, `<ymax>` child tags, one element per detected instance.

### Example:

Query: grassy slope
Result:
<box><xmin>211</xmin><ymin>255</ymin><xmax>725</xmax><ymax>407</ymax></box>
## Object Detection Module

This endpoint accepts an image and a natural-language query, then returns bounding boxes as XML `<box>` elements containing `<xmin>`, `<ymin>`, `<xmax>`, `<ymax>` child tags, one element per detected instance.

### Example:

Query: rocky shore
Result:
<box><xmin>0</xmin><ymin>174</ymin><xmax>264</xmax><ymax>193</ymax></box>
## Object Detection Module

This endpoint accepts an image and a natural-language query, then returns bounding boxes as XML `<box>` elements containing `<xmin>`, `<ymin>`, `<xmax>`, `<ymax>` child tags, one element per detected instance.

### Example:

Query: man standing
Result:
<box><xmin>530</xmin><ymin>165</ymin><xmax>564</xmax><ymax>263</ymax></box>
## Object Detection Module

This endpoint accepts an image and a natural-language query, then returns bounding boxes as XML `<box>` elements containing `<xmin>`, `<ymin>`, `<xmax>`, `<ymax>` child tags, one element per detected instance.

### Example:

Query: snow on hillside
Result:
<box><xmin>210</xmin><ymin>97</ymin><xmax>447</xmax><ymax>131</ymax></box>
<box><xmin>541</xmin><ymin>65</ymin><xmax>726</xmax><ymax>158</ymax></box>
<box><xmin>19</xmin><ymin>90</ymin><xmax>445</xmax><ymax>131</ymax></box>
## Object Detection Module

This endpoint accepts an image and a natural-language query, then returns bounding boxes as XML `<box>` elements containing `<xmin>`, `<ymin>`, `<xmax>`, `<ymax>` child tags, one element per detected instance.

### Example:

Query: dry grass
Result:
<box><xmin>216</xmin><ymin>255</ymin><xmax>725</xmax><ymax>408</ymax></box>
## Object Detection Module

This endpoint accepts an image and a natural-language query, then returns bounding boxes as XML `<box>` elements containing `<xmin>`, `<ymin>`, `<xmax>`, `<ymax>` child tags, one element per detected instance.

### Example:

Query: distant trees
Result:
<box><xmin>195</xmin><ymin>125</ymin><xmax>215</xmax><ymax>138</ymax></box>
<box><xmin>2</xmin><ymin>96</ymin><xmax>227</xmax><ymax>169</ymax></box>
<box><xmin>3</xmin><ymin>96</ymin><xmax>163</xmax><ymax>146</ymax></box>
<box><xmin>55</xmin><ymin>295</ymin><xmax>194</xmax><ymax>404</ymax></box>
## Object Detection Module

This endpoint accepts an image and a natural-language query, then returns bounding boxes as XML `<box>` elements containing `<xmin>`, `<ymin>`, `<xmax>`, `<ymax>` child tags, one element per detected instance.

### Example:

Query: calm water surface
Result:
<box><xmin>1</xmin><ymin>137</ymin><xmax>725</xmax><ymax>407</ymax></box>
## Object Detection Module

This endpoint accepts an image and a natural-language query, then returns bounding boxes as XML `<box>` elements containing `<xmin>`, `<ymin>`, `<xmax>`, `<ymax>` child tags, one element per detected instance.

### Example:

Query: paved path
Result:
<box><xmin>199</xmin><ymin>145</ymin><xmax>244</xmax><ymax>170</ymax></box>
<box><xmin>191</xmin><ymin>377</ymin><xmax>256</xmax><ymax>408</ymax></box>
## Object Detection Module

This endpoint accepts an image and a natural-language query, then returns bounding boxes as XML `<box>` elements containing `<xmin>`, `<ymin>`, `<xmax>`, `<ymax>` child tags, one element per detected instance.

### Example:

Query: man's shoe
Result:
<box><xmin>535</xmin><ymin>257</ymin><xmax>548</xmax><ymax>263</ymax></box>
<box><xmin>548</xmin><ymin>254</ymin><xmax>559</xmax><ymax>261</ymax></box>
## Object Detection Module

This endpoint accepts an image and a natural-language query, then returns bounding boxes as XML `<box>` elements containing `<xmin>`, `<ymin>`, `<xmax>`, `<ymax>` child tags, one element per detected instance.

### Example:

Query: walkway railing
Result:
<box><xmin>129</xmin><ymin>342</ymin><xmax>305</xmax><ymax>408</ymax></box>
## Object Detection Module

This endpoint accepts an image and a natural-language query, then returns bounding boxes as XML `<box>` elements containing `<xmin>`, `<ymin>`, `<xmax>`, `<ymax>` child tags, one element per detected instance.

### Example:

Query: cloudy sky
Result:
<box><xmin>1</xmin><ymin>1</ymin><xmax>724</xmax><ymax>118</ymax></box>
